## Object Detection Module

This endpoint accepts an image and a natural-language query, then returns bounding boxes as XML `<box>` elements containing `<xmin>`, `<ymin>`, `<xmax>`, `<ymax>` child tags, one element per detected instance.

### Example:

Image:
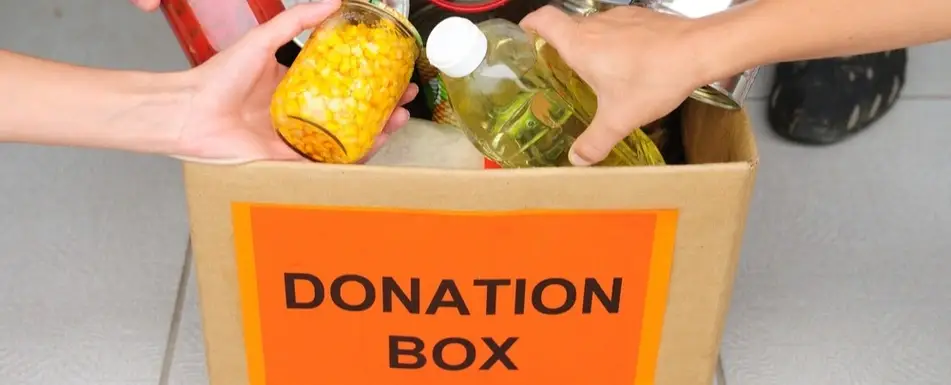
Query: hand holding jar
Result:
<box><xmin>173</xmin><ymin>1</ymin><xmax>419</xmax><ymax>163</ymax></box>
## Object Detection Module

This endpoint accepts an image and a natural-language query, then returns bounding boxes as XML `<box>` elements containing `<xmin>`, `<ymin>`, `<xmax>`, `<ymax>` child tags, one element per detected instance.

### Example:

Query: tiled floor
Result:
<box><xmin>2</xmin><ymin>1</ymin><xmax>951</xmax><ymax>385</ymax></box>
<box><xmin>0</xmin><ymin>2</ymin><xmax>191</xmax><ymax>385</ymax></box>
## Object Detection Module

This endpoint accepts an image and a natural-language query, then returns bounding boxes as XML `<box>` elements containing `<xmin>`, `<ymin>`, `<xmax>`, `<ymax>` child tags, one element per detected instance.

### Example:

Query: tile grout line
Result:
<box><xmin>158</xmin><ymin>235</ymin><xmax>194</xmax><ymax>385</ymax></box>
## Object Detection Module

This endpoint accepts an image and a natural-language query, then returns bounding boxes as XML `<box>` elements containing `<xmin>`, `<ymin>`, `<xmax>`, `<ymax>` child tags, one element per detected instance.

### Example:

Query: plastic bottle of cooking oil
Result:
<box><xmin>425</xmin><ymin>16</ymin><xmax>664</xmax><ymax>168</ymax></box>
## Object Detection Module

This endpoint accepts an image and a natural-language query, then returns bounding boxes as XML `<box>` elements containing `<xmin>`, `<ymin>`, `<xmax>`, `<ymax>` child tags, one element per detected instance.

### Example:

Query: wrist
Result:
<box><xmin>682</xmin><ymin>7</ymin><xmax>767</xmax><ymax>87</ymax></box>
<box><xmin>113</xmin><ymin>70</ymin><xmax>196</xmax><ymax>156</ymax></box>
<box><xmin>0</xmin><ymin>51</ymin><xmax>198</xmax><ymax>155</ymax></box>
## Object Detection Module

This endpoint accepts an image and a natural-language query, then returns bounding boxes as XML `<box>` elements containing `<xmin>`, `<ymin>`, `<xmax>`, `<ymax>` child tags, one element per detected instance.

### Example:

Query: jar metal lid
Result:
<box><xmin>368</xmin><ymin>0</ymin><xmax>411</xmax><ymax>16</ymax></box>
<box><xmin>284</xmin><ymin>0</ymin><xmax>419</xmax><ymax>46</ymax></box>
<box><xmin>365</xmin><ymin>0</ymin><xmax>424</xmax><ymax>47</ymax></box>
<box><xmin>282</xmin><ymin>0</ymin><xmax>410</xmax><ymax>16</ymax></box>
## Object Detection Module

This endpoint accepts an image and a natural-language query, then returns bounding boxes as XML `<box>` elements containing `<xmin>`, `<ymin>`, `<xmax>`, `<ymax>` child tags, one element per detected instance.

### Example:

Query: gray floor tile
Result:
<box><xmin>723</xmin><ymin>99</ymin><xmax>951</xmax><ymax>385</ymax></box>
<box><xmin>0</xmin><ymin>0</ymin><xmax>188</xmax><ymax>71</ymax></box>
<box><xmin>904</xmin><ymin>41</ymin><xmax>951</xmax><ymax>98</ymax></box>
<box><xmin>165</xmin><ymin>256</ymin><xmax>208</xmax><ymax>385</ymax></box>
<box><xmin>0</xmin><ymin>148</ymin><xmax>189</xmax><ymax>385</ymax></box>
<box><xmin>0</xmin><ymin>1</ymin><xmax>190</xmax><ymax>384</ymax></box>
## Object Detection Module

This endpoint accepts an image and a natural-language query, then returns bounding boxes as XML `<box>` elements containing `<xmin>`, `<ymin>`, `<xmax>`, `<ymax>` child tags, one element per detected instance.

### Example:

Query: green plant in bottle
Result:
<box><xmin>425</xmin><ymin>16</ymin><xmax>664</xmax><ymax>168</ymax></box>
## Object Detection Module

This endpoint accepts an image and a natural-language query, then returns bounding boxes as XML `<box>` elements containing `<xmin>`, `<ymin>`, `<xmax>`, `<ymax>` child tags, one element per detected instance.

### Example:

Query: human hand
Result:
<box><xmin>169</xmin><ymin>0</ymin><xmax>418</xmax><ymax>164</ymax></box>
<box><xmin>520</xmin><ymin>5</ymin><xmax>715</xmax><ymax>166</ymax></box>
<box><xmin>129</xmin><ymin>0</ymin><xmax>159</xmax><ymax>12</ymax></box>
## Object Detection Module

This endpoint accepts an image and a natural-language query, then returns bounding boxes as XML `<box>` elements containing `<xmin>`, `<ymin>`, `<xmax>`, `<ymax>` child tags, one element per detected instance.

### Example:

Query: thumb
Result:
<box><xmin>242</xmin><ymin>0</ymin><xmax>342</xmax><ymax>52</ymax></box>
<box><xmin>569</xmin><ymin>100</ymin><xmax>646</xmax><ymax>166</ymax></box>
<box><xmin>519</xmin><ymin>5</ymin><xmax>579</xmax><ymax>63</ymax></box>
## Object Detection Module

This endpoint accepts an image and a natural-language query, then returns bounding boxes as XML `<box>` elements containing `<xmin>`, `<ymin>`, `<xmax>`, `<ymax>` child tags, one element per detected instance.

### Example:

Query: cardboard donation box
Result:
<box><xmin>183</xmin><ymin>100</ymin><xmax>758</xmax><ymax>385</ymax></box>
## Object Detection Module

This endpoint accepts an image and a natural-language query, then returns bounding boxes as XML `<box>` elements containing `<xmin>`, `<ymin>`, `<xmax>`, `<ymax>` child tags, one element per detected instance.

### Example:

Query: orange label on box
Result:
<box><xmin>232</xmin><ymin>203</ymin><xmax>678</xmax><ymax>385</ymax></box>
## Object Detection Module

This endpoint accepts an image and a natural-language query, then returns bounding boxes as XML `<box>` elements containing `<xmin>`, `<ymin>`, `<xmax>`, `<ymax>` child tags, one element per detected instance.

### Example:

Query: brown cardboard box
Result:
<box><xmin>183</xmin><ymin>99</ymin><xmax>757</xmax><ymax>385</ymax></box>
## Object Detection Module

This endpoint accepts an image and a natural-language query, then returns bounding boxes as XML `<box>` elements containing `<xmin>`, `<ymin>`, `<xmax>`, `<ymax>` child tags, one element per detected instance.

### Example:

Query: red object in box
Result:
<box><xmin>160</xmin><ymin>0</ymin><xmax>286</xmax><ymax>67</ymax></box>
<box><xmin>483</xmin><ymin>158</ymin><xmax>501</xmax><ymax>169</ymax></box>
<box><xmin>428</xmin><ymin>0</ymin><xmax>509</xmax><ymax>13</ymax></box>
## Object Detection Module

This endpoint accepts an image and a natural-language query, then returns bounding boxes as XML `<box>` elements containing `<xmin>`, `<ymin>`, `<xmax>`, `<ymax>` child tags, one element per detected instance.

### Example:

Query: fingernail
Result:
<box><xmin>568</xmin><ymin>150</ymin><xmax>592</xmax><ymax>166</ymax></box>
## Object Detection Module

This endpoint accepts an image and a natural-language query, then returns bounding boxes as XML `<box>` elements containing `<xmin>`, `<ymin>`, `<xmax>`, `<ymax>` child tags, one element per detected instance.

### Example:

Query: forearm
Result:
<box><xmin>0</xmin><ymin>50</ymin><xmax>190</xmax><ymax>154</ymax></box>
<box><xmin>693</xmin><ymin>0</ymin><xmax>951</xmax><ymax>82</ymax></box>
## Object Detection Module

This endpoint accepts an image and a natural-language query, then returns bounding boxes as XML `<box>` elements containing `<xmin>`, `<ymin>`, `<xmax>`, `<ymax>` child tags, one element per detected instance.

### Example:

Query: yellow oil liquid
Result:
<box><xmin>440</xmin><ymin>19</ymin><xmax>664</xmax><ymax>168</ymax></box>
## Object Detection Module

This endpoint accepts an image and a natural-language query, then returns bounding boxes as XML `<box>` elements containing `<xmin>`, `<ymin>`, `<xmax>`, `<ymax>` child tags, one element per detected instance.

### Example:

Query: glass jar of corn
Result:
<box><xmin>270</xmin><ymin>0</ymin><xmax>422</xmax><ymax>163</ymax></box>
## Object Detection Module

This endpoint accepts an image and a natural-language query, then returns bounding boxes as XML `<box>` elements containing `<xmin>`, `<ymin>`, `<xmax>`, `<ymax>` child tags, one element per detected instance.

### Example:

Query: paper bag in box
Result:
<box><xmin>183</xmin><ymin>100</ymin><xmax>758</xmax><ymax>385</ymax></box>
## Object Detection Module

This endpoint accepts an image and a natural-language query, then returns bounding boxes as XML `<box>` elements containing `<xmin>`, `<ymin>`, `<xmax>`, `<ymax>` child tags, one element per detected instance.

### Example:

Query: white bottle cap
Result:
<box><xmin>425</xmin><ymin>17</ymin><xmax>488</xmax><ymax>78</ymax></box>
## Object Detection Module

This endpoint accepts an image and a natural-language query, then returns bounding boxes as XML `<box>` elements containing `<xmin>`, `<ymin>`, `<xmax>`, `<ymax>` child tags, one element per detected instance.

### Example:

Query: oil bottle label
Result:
<box><xmin>529</xmin><ymin>92</ymin><xmax>570</xmax><ymax>128</ymax></box>
<box><xmin>426</xmin><ymin>75</ymin><xmax>447</xmax><ymax>112</ymax></box>
<box><xmin>512</xmin><ymin>92</ymin><xmax>574</xmax><ymax>164</ymax></box>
